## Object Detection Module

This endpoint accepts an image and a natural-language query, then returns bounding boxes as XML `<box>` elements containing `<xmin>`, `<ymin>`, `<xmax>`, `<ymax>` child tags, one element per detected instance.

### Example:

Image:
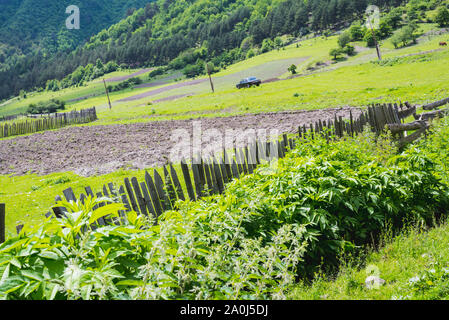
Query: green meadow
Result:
<box><xmin>1</xmin><ymin>23</ymin><xmax>449</xmax><ymax>237</ymax></box>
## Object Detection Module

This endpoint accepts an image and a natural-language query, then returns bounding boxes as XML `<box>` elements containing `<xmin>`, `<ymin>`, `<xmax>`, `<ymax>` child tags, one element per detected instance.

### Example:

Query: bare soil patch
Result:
<box><xmin>0</xmin><ymin>107</ymin><xmax>361</xmax><ymax>177</ymax></box>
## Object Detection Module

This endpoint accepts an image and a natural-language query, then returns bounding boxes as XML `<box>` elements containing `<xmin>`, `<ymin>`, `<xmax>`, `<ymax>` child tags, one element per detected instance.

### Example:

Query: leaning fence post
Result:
<box><xmin>0</xmin><ymin>203</ymin><xmax>5</xmax><ymax>244</ymax></box>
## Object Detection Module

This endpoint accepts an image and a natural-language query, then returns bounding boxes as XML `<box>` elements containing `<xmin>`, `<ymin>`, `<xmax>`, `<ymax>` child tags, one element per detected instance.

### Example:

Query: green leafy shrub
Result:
<box><xmin>224</xmin><ymin>131</ymin><xmax>449</xmax><ymax>275</ymax></box>
<box><xmin>0</xmin><ymin>196</ymin><xmax>308</xmax><ymax>300</ymax></box>
<box><xmin>148</xmin><ymin>67</ymin><xmax>165</xmax><ymax>78</ymax></box>
<box><xmin>107</xmin><ymin>77</ymin><xmax>143</xmax><ymax>92</ymax></box>
<box><xmin>27</xmin><ymin>99</ymin><xmax>65</xmax><ymax>114</ymax></box>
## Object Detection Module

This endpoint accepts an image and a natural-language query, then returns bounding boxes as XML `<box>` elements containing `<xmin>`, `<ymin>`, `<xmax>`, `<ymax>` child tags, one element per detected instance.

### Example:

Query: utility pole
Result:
<box><xmin>366</xmin><ymin>5</ymin><xmax>382</xmax><ymax>61</ymax></box>
<box><xmin>368</xmin><ymin>19</ymin><xmax>382</xmax><ymax>61</ymax></box>
<box><xmin>103</xmin><ymin>78</ymin><xmax>112</xmax><ymax>110</ymax></box>
<box><xmin>205</xmin><ymin>63</ymin><xmax>215</xmax><ymax>93</ymax></box>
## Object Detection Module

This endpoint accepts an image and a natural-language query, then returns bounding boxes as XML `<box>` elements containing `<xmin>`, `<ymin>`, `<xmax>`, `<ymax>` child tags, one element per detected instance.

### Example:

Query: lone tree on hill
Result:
<box><xmin>288</xmin><ymin>64</ymin><xmax>297</xmax><ymax>75</ymax></box>
<box><xmin>329</xmin><ymin>48</ymin><xmax>343</xmax><ymax>60</ymax></box>
<box><xmin>435</xmin><ymin>6</ymin><xmax>449</xmax><ymax>27</ymax></box>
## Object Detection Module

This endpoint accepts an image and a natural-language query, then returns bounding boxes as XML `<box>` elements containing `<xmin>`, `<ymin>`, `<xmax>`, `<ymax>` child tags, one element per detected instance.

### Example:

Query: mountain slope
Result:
<box><xmin>0</xmin><ymin>0</ymin><xmax>442</xmax><ymax>102</ymax></box>
<box><xmin>0</xmin><ymin>0</ymin><xmax>152</xmax><ymax>65</ymax></box>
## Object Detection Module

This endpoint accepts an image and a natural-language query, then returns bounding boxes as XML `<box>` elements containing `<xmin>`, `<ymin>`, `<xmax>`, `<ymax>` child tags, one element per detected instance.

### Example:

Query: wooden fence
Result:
<box><xmin>0</xmin><ymin>204</ymin><xmax>5</xmax><ymax>244</ymax></box>
<box><xmin>44</xmin><ymin>102</ymin><xmax>417</xmax><ymax>226</ymax></box>
<box><xmin>0</xmin><ymin>107</ymin><xmax>97</xmax><ymax>139</ymax></box>
<box><xmin>1</xmin><ymin>98</ymin><xmax>447</xmax><ymax>240</ymax></box>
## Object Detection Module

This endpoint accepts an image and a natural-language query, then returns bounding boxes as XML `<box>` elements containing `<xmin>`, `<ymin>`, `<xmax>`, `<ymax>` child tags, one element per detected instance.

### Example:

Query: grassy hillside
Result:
<box><xmin>0</xmin><ymin>0</ymin><xmax>151</xmax><ymax>58</ymax></box>
<box><xmin>2</xmin><ymin>0</ymin><xmax>438</xmax><ymax>101</ymax></box>
<box><xmin>2</xmin><ymin>22</ymin><xmax>449</xmax><ymax>121</ymax></box>
<box><xmin>1</xmin><ymin>1</ymin><xmax>449</xmax><ymax>301</ymax></box>
<box><xmin>290</xmin><ymin>219</ymin><xmax>449</xmax><ymax>300</ymax></box>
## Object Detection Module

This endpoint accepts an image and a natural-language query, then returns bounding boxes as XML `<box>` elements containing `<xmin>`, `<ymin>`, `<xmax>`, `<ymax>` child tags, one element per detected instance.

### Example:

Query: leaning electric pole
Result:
<box><xmin>205</xmin><ymin>62</ymin><xmax>215</xmax><ymax>93</ymax></box>
<box><xmin>366</xmin><ymin>5</ymin><xmax>382</xmax><ymax>61</ymax></box>
<box><xmin>103</xmin><ymin>78</ymin><xmax>112</xmax><ymax>109</ymax></box>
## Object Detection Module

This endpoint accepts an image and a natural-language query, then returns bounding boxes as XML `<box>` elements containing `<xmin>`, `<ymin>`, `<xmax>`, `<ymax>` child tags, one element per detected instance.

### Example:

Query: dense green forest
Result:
<box><xmin>0</xmin><ymin>0</ymin><xmax>446</xmax><ymax>101</ymax></box>
<box><xmin>0</xmin><ymin>0</ymin><xmax>152</xmax><ymax>61</ymax></box>
<box><xmin>0</xmin><ymin>0</ymin><xmax>151</xmax><ymax>76</ymax></box>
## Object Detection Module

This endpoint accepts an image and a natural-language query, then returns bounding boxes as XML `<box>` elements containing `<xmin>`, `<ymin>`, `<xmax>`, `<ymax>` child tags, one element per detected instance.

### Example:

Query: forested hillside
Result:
<box><xmin>0</xmin><ymin>0</ymin><xmax>442</xmax><ymax>101</ymax></box>
<box><xmin>0</xmin><ymin>0</ymin><xmax>152</xmax><ymax>72</ymax></box>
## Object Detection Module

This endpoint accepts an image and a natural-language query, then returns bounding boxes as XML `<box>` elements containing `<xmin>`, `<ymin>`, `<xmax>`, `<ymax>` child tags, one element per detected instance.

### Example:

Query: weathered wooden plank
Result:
<box><xmin>96</xmin><ymin>192</ymin><xmax>106</xmax><ymax>207</ymax></box>
<box><xmin>62</xmin><ymin>187</ymin><xmax>77</xmax><ymax>203</ymax></box>
<box><xmin>0</xmin><ymin>204</ymin><xmax>5</xmax><ymax>244</ymax></box>
<box><xmin>277</xmin><ymin>139</ymin><xmax>284</xmax><ymax>159</ymax></box>
<box><xmin>223</xmin><ymin>150</ymin><xmax>232</xmax><ymax>180</ymax></box>
<box><xmin>164</xmin><ymin>166</ymin><xmax>178</xmax><ymax>206</ymax></box>
<box><xmin>170</xmin><ymin>164</ymin><xmax>186</xmax><ymax>201</ymax></box>
<box><xmin>239</xmin><ymin>148</ymin><xmax>248</xmax><ymax>175</ymax></box>
<box><xmin>387</xmin><ymin>120</ymin><xmax>427</xmax><ymax>134</ymax></box>
<box><xmin>84</xmin><ymin>186</ymin><xmax>99</xmax><ymax>212</ymax></box>
<box><xmin>234</xmin><ymin>148</ymin><xmax>244</xmax><ymax>174</ymax></box>
<box><xmin>102</xmin><ymin>185</ymin><xmax>110</xmax><ymax>198</ymax></box>
<box><xmin>145</xmin><ymin>171</ymin><xmax>163</xmax><ymax>217</ymax></box>
<box><xmin>107</xmin><ymin>183</ymin><xmax>116</xmax><ymax>196</ymax></box>
<box><xmin>282</xmin><ymin>133</ymin><xmax>289</xmax><ymax>154</ymax></box>
<box><xmin>95</xmin><ymin>192</ymin><xmax>107</xmax><ymax>226</ymax></box>
<box><xmin>131</xmin><ymin>177</ymin><xmax>148</xmax><ymax>216</ymax></box>
<box><xmin>154</xmin><ymin>169</ymin><xmax>173</xmax><ymax>211</ymax></box>
<box><xmin>249</xmin><ymin>141</ymin><xmax>258</xmax><ymax>167</ymax></box>
<box><xmin>212</xmin><ymin>157</ymin><xmax>225</xmax><ymax>194</ymax></box>
<box><xmin>257</xmin><ymin>140</ymin><xmax>267</xmax><ymax>162</ymax></box>
<box><xmin>423</xmin><ymin>96</ymin><xmax>449</xmax><ymax>110</ymax></box>
<box><xmin>124</xmin><ymin>178</ymin><xmax>140</xmax><ymax>214</ymax></box>
<box><xmin>191</xmin><ymin>160</ymin><xmax>203</xmax><ymax>200</ymax></box>
<box><xmin>244</xmin><ymin>146</ymin><xmax>253</xmax><ymax>174</ymax></box>
<box><xmin>398</xmin><ymin>125</ymin><xmax>429</xmax><ymax>149</ymax></box>
<box><xmin>181</xmin><ymin>159</ymin><xmax>196</xmax><ymax>201</ymax></box>
<box><xmin>197</xmin><ymin>155</ymin><xmax>206</xmax><ymax>190</ymax></box>
<box><xmin>217</xmin><ymin>155</ymin><xmax>229</xmax><ymax>184</ymax></box>
<box><xmin>16</xmin><ymin>224</ymin><xmax>24</xmax><ymax>235</ymax></box>
<box><xmin>231</xmin><ymin>159</ymin><xmax>240</xmax><ymax>179</ymax></box>
<box><xmin>140</xmin><ymin>181</ymin><xmax>157</xmax><ymax>222</ymax></box>
<box><xmin>203</xmin><ymin>159</ymin><xmax>214</xmax><ymax>195</ymax></box>
<box><xmin>118</xmin><ymin>185</ymin><xmax>132</xmax><ymax>212</ymax></box>
<box><xmin>53</xmin><ymin>195</ymin><xmax>68</xmax><ymax>218</ymax></box>
<box><xmin>415</xmin><ymin>108</ymin><xmax>449</xmax><ymax>121</ymax></box>
<box><xmin>310</xmin><ymin>123</ymin><xmax>315</xmax><ymax>140</ymax></box>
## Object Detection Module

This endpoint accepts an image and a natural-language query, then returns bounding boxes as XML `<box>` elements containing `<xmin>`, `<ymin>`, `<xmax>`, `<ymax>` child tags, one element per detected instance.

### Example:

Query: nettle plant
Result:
<box><xmin>223</xmin><ymin>129</ymin><xmax>449</xmax><ymax>275</ymax></box>
<box><xmin>0</xmin><ymin>195</ymin><xmax>309</xmax><ymax>300</ymax></box>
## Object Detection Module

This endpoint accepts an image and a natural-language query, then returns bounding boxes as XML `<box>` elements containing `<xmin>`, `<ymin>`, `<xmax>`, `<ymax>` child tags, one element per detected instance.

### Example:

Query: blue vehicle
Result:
<box><xmin>236</xmin><ymin>76</ymin><xmax>262</xmax><ymax>89</ymax></box>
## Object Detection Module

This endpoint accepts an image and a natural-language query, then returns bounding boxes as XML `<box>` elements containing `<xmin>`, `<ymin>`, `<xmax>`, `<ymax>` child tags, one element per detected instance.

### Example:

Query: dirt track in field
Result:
<box><xmin>118</xmin><ymin>79</ymin><xmax>208</xmax><ymax>102</ymax></box>
<box><xmin>105</xmin><ymin>68</ymin><xmax>153</xmax><ymax>82</ymax></box>
<box><xmin>0</xmin><ymin>107</ymin><xmax>361</xmax><ymax>177</ymax></box>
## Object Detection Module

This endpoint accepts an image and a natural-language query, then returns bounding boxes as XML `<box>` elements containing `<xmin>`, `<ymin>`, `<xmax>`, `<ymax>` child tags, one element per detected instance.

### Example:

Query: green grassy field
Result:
<box><xmin>290</xmin><ymin>219</ymin><xmax>449</xmax><ymax>300</ymax></box>
<box><xmin>0</xmin><ymin>161</ymin><xmax>196</xmax><ymax>237</ymax></box>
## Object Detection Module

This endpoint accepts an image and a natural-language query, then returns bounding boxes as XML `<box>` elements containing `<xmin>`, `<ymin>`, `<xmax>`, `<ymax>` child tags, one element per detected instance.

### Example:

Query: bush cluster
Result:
<box><xmin>26</xmin><ymin>99</ymin><xmax>66</xmax><ymax>114</ymax></box>
<box><xmin>107</xmin><ymin>77</ymin><xmax>143</xmax><ymax>93</ymax></box>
